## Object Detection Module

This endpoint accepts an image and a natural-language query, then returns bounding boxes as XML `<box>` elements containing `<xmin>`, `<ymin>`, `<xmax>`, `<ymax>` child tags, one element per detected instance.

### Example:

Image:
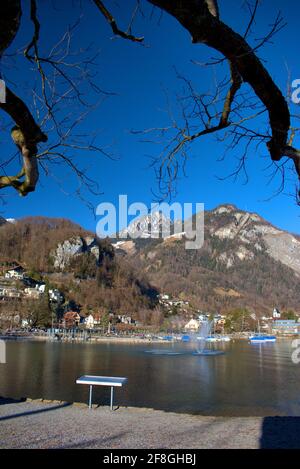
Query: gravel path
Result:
<box><xmin>1</xmin><ymin>398</ymin><xmax>299</xmax><ymax>449</ymax></box>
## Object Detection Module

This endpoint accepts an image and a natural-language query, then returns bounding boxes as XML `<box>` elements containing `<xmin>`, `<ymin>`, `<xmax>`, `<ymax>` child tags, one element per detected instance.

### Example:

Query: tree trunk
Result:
<box><xmin>0</xmin><ymin>1</ymin><xmax>21</xmax><ymax>58</ymax></box>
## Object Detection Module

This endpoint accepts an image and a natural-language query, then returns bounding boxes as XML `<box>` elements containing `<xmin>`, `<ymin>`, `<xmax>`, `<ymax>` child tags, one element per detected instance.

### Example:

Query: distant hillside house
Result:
<box><xmin>159</xmin><ymin>294</ymin><xmax>170</xmax><ymax>301</ymax></box>
<box><xmin>117</xmin><ymin>315</ymin><xmax>135</xmax><ymax>325</ymax></box>
<box><xmin>4</xmin><ymin>266</ymin><xmax>25</xmax><ymax>280</ymax></box>
<box><xmin>36</xmin><ymin>283</ymin><xmax>46</xmax><ymax>293</ymax></box>
<box><xmin>63</xmin><ymin>311</ymin><xmax>81</xmax><ymax>328</ymax></box>
<box><xmin>49</xmin><ymin>289</ymin><xmax>63</xmax><ymax>303</ymax></box>
<box><xmin>24</xmin><ymin>287</ymin><xmax>41</xmax><ymax>299</ymax></box>
<box><xmin>184</xmin><ymin>318</ymin><xmax>199</xmax><ymax>332</ymax></box>
<box><xmin>0</xmin><ymin>287</ymin><xmax>21</xmax><ymax>298</ymax></box>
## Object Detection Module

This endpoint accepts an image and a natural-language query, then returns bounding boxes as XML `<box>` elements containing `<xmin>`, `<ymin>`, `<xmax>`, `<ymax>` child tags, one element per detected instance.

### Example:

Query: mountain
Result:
<box><xmin>118</xmin><ymin>211</ymin><xmax>172</xmax><ymax>239</ymax></box>
<box><xmin>0</xmin><ymin>217</ymin><xmax>16</xmax><ymax>226</ymax></box>
<box><xmin>0</xmin><ymin>217</ymin><xmax>158</xmax><ymax>318</ymax></box>
<box><xmin>111</xmin><ymin>204</ymin><xmax>300</xmax><ymax>314</ymax></box>
<box><xmin>205</xmin><ymin>204</ymin><xmax>300</xmax><ymax>275</ymax></box>
<box><xmin>1</xmin><ymin>207</ymin><xmax>299</xmax><ymax>321</ymax></box>
<box><xmin>0</xmin><ymin>216</ymin><xmax>7</xmax><ymax>227</ymax></box>
<box><xmin>0</xmin><ymin>216</ymin><xmax>92</xmax><ymax>271</ymax></box>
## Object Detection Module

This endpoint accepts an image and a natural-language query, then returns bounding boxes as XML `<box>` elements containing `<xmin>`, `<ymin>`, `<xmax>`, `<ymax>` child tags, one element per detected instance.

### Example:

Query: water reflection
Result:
<box><xmin>0</xmin><ymin>339</ymin><xmax>299</xmax><ymax>416</ymax></box>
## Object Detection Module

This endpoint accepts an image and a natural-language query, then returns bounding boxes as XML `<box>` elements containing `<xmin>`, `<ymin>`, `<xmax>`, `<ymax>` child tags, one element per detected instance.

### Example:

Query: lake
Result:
<box><xmin>0</xmin><ymin>338</ymin><xmax>300</xmax><ymax>416</ymax></box>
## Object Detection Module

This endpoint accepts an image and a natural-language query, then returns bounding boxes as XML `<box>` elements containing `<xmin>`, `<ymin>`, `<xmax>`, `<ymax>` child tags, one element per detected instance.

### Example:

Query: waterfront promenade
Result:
<box><xmin>1</xmin><ymin>397</ymin><xmax>300</xmax><ymax>449</ymax></box>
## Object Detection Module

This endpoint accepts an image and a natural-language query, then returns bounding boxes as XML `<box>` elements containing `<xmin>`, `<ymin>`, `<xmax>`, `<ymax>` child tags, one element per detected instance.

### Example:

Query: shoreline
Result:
<box><xmin>0</xmin><ymin>395</ymin><xmax>290</xmax><ymax>417</ymax></box>
<box><xmin>0</xmin><ymin>333</ymin><xmax>295</xmax><ymax>344</ymax></box>
<box><xmin>1</xmin><ymin>334</ymin><xmax>296</xmax><ymax>341</ymax></box>
<box><xmin>0</xmin><ymin>397</ymin><xmax>298</xmax><ymax>449</ymax></box>
<box><xmin>0</xmin><ymin>335</ymin><xmax>168</xmax><ymax>344</ymax></box>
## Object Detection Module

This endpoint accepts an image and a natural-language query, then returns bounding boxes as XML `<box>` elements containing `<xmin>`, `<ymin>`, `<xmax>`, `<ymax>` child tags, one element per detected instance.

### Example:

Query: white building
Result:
<box><xmin>184</xmin><ymin>318</ymin><xmax>200</xmax><ymax>332</ymax></box>
<box><xmin>24</xmin><ymin>287</ymin><xmax>41</xmax><ymax>299</ymax></box>
<box><xmin>5</xmin><ymin>266</ymin><xmax>25</xmax><ymax>280</ymax></box>
<box><xmin>0</xmin><ymin>287</ymin><xmax>21</xmax><ymax>298</ymax></box>
<box><xmin>117</xmin><ymin>315</ymin><xmax>135</xmax><ymax>325</ymax></box>
<box><xmin>85</xmin><ymin>314</ymin><xmax>102</xmax><ymax>329</ymax></box>
<box><xmin>85</xmin><ymin>314</ymin><xmax>95</xmax><ymax>329</ymax></box>
<box><xmin>273</xmin><ymin>308</ymin><xmax>281</xmax><ymax>319</ymax></box>
<box><xmin>161</xmin><ymin>294</ymin><xmax>170</xmax><ymax>300</ymax></box>
<box><xmin>21</xmin><ymin>319</ymin><xmax>30</xmax><ymax>328</ymax></box>
<box><xmin>36</xmin><ymin>284</ymin><xmax>46</xmax><ymax>293</ymax></box>
<box><xmin>49</xmin><ymin>289</ymin><xmax>63</xmax><ymax>302</ymax></box>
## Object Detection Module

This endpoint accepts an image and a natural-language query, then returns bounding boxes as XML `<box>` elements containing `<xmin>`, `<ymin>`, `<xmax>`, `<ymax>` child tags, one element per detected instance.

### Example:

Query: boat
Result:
<box><xmin>249</xmin><ymin>317</ymin><xmax>276</xmax><ymax>343</ymax></box>
<box><xmin>181</xmin><ymin>335</ymin><xmax>191</xmax><ymax>342</ymax></box>
<box><xmin>162</xmin><ymin>335</ymin><xmax>173</xmax><ymax>341</ymax></box>
<box><xmin>205</xmin><ymin>335</ymin><xmax>231</xmax><ymax>342</ymax></box>
<box><xmin>205</xmin><ymin>335</ymin><xmax>219</xmax><ymax>342</ymax></box>
<box><xmin>264</xmin><ymin>335</ymin><xmax>276</xmax><ymax>342</ymax></box>
<box><xmin>249</xmin><ymin>334</ymin><xmax>276</xmax><ymax>343</ymax></box>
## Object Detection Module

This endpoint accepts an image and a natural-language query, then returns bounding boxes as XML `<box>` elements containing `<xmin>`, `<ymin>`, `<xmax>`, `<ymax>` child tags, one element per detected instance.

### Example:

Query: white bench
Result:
<box><xmin>76</xmin><ymin>375</ymin><xmax>128</xmax><ymax>410</ymax></box>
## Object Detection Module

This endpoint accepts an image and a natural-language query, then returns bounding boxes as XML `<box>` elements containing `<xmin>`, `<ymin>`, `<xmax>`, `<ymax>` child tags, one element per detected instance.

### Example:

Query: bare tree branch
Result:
<box><xmin>148</xmin><ymin>0</ymin><xmax>290</xmax><ymax>161</ymax></box>
<box><xmin>93</xmin><ymin>0</ymin><xmax>144</xmax><ymax>42</ymax></box>
<box><xmin>147</xmin><ymin>0</ymin><xmax>300</xmax><ymax>199</ymax></box>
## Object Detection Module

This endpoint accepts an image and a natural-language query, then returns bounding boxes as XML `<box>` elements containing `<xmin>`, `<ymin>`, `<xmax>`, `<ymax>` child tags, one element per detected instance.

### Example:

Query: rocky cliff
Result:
<box><xmin>112</xmin><ymin>204</ymin><xmax>300</xmax><ymax>313</ymax></box>
<box><xmin>51</xmin><ymin>236</ymin><xmax>101</xmax><ymax>270</ymax></box>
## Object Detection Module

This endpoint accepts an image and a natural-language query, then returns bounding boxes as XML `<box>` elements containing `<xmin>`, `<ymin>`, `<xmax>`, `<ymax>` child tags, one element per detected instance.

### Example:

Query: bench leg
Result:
<box><xmin>89</xmin><ymin>385</ymin><xmax>93</xmax><ymax>409</ymax></box>
<box><xmin>110</xmin><ymin>386</ymin><xmax>114</xmax><ymax>411</ymax></box>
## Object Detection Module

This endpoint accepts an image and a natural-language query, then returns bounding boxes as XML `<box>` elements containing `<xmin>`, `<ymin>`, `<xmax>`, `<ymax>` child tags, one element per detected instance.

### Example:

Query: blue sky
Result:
<box><xmin>1</xmin><ymin>0</ymin><xmax>300</xmax><ymax>234</ymax></box>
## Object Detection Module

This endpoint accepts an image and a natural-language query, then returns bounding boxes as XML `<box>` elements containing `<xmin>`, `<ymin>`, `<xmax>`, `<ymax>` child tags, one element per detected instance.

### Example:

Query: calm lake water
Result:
<box><xmin>0</xmin><ymin>339</ymin><xmax>300</xmax><ymax>416</ymax></box>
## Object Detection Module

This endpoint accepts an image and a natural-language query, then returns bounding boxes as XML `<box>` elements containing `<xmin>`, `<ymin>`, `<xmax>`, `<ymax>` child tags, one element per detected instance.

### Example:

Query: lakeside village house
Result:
<box><xmin>1</xmin><ymin>264</ymin><xmax>299</xmax><ymax>335</ymax></box>
<box><xmin>258</xmin><ymin>309</ymin><xmax>300</xmax><ymax>335</ymax></box>
<box><xmin>182</xmin><ymin>308</ymin><xmax>300</xmax><ymax>335</ymax></box>
<box><xmin>158</xmin><ymin>294</ymin><xmax>189</xmax><ymax>308</ymax></box>
<box><xmin>184</xmin><ymin>314</ymin><xmax>226</xmax><ymax>333</ymax></box>
<box><xmin>84</xmin><ymin>314</ymin><xmax>137</xmax><ymax>329</ymax></box>
<box><xmin>4</xmin><ymin>265</ymin><xmax>25</xmax><ymax>280</ymax></box>
<box><xmin>0</xmin><ymin>262</ymin><xmax>138</xmax><ymax>330</ymax></box>
<box><xmin>61</xmin><ymin>312</ymin><xmax>138</xmax><ymax>329</ymax></box>
<box><xmin>0</xmin><ymin>263</ymin><xmax>63</xmax><ymax>303</ymax></box>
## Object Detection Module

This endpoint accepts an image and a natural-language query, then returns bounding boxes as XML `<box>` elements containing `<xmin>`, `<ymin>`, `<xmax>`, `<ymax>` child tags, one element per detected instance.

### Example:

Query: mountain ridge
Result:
<box><xmin>1</xmin><ymin>205</ymin><xmax>300</xmax><ymax>316</ymax></box>
<box><xmin>111</xmin><ymin>203</ymin><xmax>300</xmax><ymax>314</ymax></box>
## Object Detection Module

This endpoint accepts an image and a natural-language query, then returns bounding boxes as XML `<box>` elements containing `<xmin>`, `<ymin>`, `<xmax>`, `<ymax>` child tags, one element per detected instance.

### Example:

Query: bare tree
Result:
<box><xmin>0</xmin><ymin>0</ymin><xmax>111</xmax><ymax>199</ymax></box>
<box><xmin>144</xmin><ymin>0</ymin><xmax>300</xmax><ymax>200</ymax></box>
<box><xmin>0</xmin><ymin>1</ymin><xmax>47</xmax><ymax>195</ymax></box>
<box><xmin>0</xmin><ymin>0</ymin><xmax>299</xmax><ymax>202</ymax></box>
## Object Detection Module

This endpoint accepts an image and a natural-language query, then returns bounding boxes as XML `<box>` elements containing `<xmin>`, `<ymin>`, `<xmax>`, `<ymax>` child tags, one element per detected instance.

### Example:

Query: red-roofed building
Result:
<box><xmin>63</xmin><ymin>311</ymin><xmax>81</xmax><ymax>328</ymax></box>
